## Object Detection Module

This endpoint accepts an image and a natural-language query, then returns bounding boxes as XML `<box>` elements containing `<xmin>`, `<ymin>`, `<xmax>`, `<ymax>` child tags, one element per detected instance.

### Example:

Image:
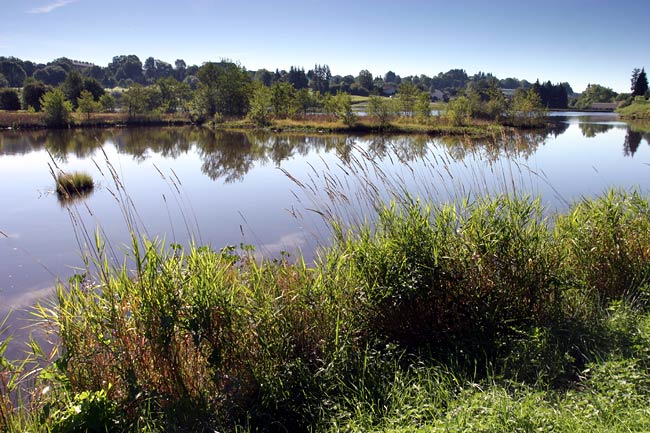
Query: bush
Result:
<box><xmin>0</xmin><ymin>89</ymin><xmax>20</xmax><ymax>110</ymax></box>
<box><xmin>41</xmin><ymin>88</ymin><xmax>72</xmax><ymax>126</ymax></box>
<box><xmin>22</xmin><ymin>79</ymin><xmax>51</xmax><ymax>111</ymax></box>
<box><xmin>49</xmin><ymin>389</ymin><xmax>118</xmax><ymax>433</ymax></box>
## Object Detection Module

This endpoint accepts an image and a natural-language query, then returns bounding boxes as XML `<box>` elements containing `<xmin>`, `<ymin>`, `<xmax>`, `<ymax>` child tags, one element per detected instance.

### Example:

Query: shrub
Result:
<box><xmin>22</xmin><ymin>79</ymin><xmax>51</xmax><ymax>111</ymax></box>
<box><xmin>41</xmin><ymin>89</ymin><xmax>72</xmax><ymax>127</ymax></box>
<box><xmin>0</xmin><ymin>89</ymin><xmax>20</xmax><ymax>111</ymax></box>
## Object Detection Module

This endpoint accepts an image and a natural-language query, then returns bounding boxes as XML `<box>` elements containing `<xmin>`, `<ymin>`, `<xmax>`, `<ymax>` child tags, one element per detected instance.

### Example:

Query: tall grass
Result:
<box><xmin>54</xmin><ymin>170</ymin><xmax>94</xmax><ymax>200</ymax></box>
<box><xmin>10</xmin><ymin>189</ymin><xmax>646</xmax><ymax>432</ymax></box>
<box><xmin>2</xmin><ymin>134</ymin><xmax>650</xmax><ymax>432</ymax></box>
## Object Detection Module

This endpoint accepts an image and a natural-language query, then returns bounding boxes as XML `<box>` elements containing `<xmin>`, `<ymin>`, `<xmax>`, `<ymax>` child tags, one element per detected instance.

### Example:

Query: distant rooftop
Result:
<box><xmin>71</xmin><ymin>60</ymin><xmax>94</xmax><ymax>68</ymax></box>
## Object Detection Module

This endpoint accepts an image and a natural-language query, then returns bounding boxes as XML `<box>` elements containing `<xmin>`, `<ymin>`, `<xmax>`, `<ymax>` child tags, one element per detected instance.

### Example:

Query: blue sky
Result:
<box><xmin>1</xmin><ymin>0</ymin><xmax>647</xmax><ymax>92</ymax></box>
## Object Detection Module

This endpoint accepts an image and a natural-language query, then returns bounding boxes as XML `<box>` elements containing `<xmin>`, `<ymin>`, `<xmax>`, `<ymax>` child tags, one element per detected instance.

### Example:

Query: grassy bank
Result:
<box><xmin>2</xmin><ymin>188</ymin><xmax>650</xmax><ymax>432</ymax></box>
<box><xmin>1</xmin><ymin>110</ymin><xmax>545</xmax><ymax>139</ymax></box>
<box><xmin>0</xmin><ymin>111</ymin><xmax>194</xmax><ymax>129</ymax></box>
<box><xmin>214</xmin><ymin>115</ymin><xmax>531</xmax><ymax>139</ymax></box>
<box><xmin>617</xmin><ymin>100</ymin><xmax>650</xmax><ymax>119</ymax></box>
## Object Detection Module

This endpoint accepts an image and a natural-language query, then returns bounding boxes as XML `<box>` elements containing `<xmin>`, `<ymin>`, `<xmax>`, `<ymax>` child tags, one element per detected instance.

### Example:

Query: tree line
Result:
<box><xmin>0</xmin><ymin>54</ymin><xmax>566</xmax><ymax>102</ymax></box>
<box><xmin>1</xmin><ymin>54</ymin><xmax>646</xmax><ymax>123</ymax></box>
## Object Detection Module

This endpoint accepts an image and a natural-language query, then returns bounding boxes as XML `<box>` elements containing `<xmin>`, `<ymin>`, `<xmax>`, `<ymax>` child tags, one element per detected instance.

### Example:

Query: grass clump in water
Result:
<box><xmin>55</xmin><ymin>171</ymin><xmax>94</xmax><ymax>199</ymax></box>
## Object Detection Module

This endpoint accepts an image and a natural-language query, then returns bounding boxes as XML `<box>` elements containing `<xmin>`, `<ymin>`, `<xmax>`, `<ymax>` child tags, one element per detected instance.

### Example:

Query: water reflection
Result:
<box><xmin>579</xmin><ymin>122</ymin><xmax>617</xmax><ymax>137</ymax></box>
<box><xmin>1</xmin><ymin>120</ymin><xmax>648</xmax><ymax>188</ymax></box>
<box><xmin>624</xmin><ymin>122</ymin><xmax>650</xmax><ymax>157</ymax></box>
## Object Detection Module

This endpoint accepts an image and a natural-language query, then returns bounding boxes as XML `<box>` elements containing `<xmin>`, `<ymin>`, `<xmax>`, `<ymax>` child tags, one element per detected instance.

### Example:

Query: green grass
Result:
<box><xmin>55</xmin><ymin>171</ymin><xmax>94</xmax><ymax>198</ymax></box>
<box><xmin>4</xmin><ymin>142</ymin><xmax>650</xmax><ymax>433</ymax></box>
<box><xmin>217</xmin><ymin>115</ymin><xmax>513</xmax><ymax>138</ymax></box>
<box><xmin>2</xmin><ymin>189</ymin><xmax>650</xmax><ymax>432</ymax></box>
<box><xmin>617</xmin><ymin>99</ymin><xmax>650</xmax><ymax>119</ymax></box>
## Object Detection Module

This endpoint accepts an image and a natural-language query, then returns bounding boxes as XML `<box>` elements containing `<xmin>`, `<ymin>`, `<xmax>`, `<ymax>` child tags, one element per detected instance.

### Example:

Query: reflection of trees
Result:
<box><xmin>45</xmin><ymin>129</ymin><xmax>108</xmax><ymax>162</ymax></box>
<box><xmin>546</xmin><ymin>121</ymin><xmax>570</xmax><ymax>138</ymax></box>
<box><xmin>3</xmin><ymin>121</ymin><xmax>642</xmax><ymax>185</ymax></box>
<box><xmin>197</xmin><ymin>131</ymin><xmax>260</xmax><ymax>183</ymax></box>
<box><xmin>579</xmin><ymin>122</ymin><xmax>616</xmax><ymax>138</ymax></box>
<box><xmin>624</xmin><ymin>130</ymin><xmax>642</xmax><ymax>157</ymax></box>
<box><xmin>0</xmin><ymin>131</ymin><xmax>45</xmax><ymax>155</ymax></box>
<box><xmin>435</xmin><ymin>129</ymin><xmax>550</xmax><ymax>161</ymax></box>
<box><xmin>112</xmin><ymin>127</ymin><xmax>194</xmax><ymax>160</ymax></box>
<box><xmin>627</xmin><ymin>122</ymin><xmax>650</xmax><ymax>157</ymax></box>
<box><xmin>0</xmin><ymin>127</ymin><xmax>198</xmax><ymax>162</ymax></box>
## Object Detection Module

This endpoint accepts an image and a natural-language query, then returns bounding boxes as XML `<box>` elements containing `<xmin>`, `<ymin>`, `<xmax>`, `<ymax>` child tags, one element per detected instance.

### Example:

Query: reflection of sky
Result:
<box><xmin>1</xmin><ymin>122</ymin><xmax>650</xmax><ymax>319</ymax></box>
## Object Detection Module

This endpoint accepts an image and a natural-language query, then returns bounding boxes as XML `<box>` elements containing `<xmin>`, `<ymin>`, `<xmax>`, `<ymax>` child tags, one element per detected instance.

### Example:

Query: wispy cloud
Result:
<box><xmin>28</xmin><ymin>0</ymin><xmax>78</xmax><ymax>14</ymax></box>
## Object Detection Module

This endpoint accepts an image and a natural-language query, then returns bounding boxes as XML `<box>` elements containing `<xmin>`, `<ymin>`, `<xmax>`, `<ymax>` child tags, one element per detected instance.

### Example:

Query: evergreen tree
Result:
<box><xmin>631</xmin><ymin>68</ymin><xmax>648</xmax><ymax>97</ymax></box>
<box><xmin>62</xmin><ymin>71</ymin><xmax>84</xmax><ymax>108</ymax></box>
<box><xmin>308</xmin><ymin>64</ymin><xmax>331</xmax><ymax>94</ymax></box>
<box><xmin>287</xmin><ymin>67</ymin><xmax>308</xmax><ymax>90</ymax></box>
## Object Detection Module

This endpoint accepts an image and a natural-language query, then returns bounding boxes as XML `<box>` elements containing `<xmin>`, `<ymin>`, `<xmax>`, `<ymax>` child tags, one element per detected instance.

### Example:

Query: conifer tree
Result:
<box><xmin>631</xmin><ymin>68</ymin><xmax>648</xmax><ymax>97</ymax></box>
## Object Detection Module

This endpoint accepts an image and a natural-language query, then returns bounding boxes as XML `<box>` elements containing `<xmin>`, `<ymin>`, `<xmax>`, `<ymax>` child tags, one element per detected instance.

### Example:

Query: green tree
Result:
<box><xmin>107</xmin><ymin>54</ymin><xmax>144</xmax><ymax>85</ymax></box>
<box><xmin>247</xmin><ymin>83</ymin><xmax>272</xmax><ymax>126</ymax></box>
<box><xmin>414</xmin><ymin>92</ymin><xmax>432</xmax><ymax>123</ymax></box>
<box><xmin>631</xmin><ymin>68</ymin><xmax>648</xmax><ymax>97</ymax></box>
<box><xmin>82</xmin><ymin>77</ymin><xmax>105</xmax><ymax>101</ymax></box>
<box><xmin>254</xmin><ymin>69</ymin><xmax>273</xmax><ymax>86</ymax></box>
<box><xmin>62</xmin><ymin>71</ymin><xmax>84</xmax><ymax>108</ymax></box>
<box><xmin>446</xmin><ymin>96</ymin><xmax>472</xmax><ymax>126</ymax></box>
<box><xmin>77</xmin><ymin>90</ymin><xmax>99</xmax><ymax>120</ymax></box>
<box><xmin>575</xmin><ymin>84</ymin><xmax>618</xmax><ymax>109</ymax></box>
<box><xmin>511</xmin><ymin>88</ymin><xmax>546</xmax><ymax>126</ymax></box>
<box><xmin>397</xmin><ymin>82</ymin><xmax>420</xmax><ymax>116</ymax></box>
<box><xmin>40</xmin><ymin>88</ymin><xmax>72</xmax><ymax>126</ymax></box>
<box><xmin>356</xmin><ymin>70</ymin><xmax>374</xmax><ymax>92</ymax></box>
<box><xmin>270</xmin><ymin>81</ymin><xmax>296</xmax><ymax>118</ymax></box>
<box><xmin>308</xmin><ymin>64</ymin><xmax>331</xmax><ymax>94</ymax></box>
<box><xmin>485</xmin><ymin>80</ymin><xmax>508</xmax><ymax>120</ymax></box>
<box><xmin>367</xmin><ymin>95</ymin><xmax>394</xmax><ymax>129</ymax></box>
<box><xmin>287</xmin><ymin>66</ymin><xmax>309</xmax><ymax>89</ymax></box>
<box><xmin>99</xmin><ymin>93</ymin><xmax>116</xmax><ymax>112</ymax></box>
<box><xmin>0</xmin><ymin>89</ymin><xmax>21</xmax><ymax>110</ymax></box>
<box><xmin>384</xmin><ymin>70</ymin><xmax>398</xmax><ymax>84</ymax></box>
<box><xmin>123</xmin><ymin>83</ymin><xmax>150</xmax><ymax>117</ymax></box>
<box><xmin>197</xmin><ymin>62</ymin><xmax>252</xmax><ymax>117</ymax></box>
<box><xmin>33</xmin><ymin>65</ymin><xmax>67</xmax><ymax>86</ymax></box>
<box><xmin>157</xmin><ymin>77</ymin><xmax>181</xmax><ymax>113</ymax></box>
<box><xmin>0</xmin><ymin>59</ymin><xmax>26</xmax><ymax>87</ymax></box>
<box><xmin>174</xmin><ymin>59</ymin><xmax>187</xmax><ymax>81</ymax></box>
<box><xmin>293</xmin><ymin>88</ymin><xmax>316</xmax><ymax>116</ymax></box>
<box><xmin>22</xmin><ymin>78</ymin><xmax>51</xmax><ymax>111</ymax></box>
<box><xmin>331</xmin><ymin>92</ymin><xmax>356</xmax><ymax>126</ymax></box>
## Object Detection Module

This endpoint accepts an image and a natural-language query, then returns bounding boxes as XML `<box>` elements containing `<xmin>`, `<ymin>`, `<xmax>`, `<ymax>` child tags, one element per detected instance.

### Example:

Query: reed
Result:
<box><xmin>3</xmin><ymin>133</ymin><xmax>650</xmax><ymax>432</ymax></box>
<box><xmin>55</xmin><ymin>171</ymin><xmax>94</xmax><ymax>198</ymax></box>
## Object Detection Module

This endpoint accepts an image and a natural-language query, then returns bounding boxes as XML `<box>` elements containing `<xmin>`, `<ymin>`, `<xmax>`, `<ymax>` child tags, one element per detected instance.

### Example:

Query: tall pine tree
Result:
<box><xmin>631</xmin><ymin>67</ymin><xmax>648</xmax><ymax>97</ymax></box>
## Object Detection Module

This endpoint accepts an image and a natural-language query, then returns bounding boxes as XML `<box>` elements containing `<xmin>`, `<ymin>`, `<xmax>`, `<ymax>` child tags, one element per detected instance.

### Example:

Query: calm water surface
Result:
<box><xmin>1</xmin><ymin>113</ymin><xmax>649</xmax><ymax>354</ymax></box>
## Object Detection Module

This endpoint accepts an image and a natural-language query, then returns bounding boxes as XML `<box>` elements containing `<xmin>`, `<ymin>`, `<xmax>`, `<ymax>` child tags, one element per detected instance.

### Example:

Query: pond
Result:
<box><xmin>1</xmin><ymin>113</ymin><xmax>649</xmax><ymax>356</ymax></box>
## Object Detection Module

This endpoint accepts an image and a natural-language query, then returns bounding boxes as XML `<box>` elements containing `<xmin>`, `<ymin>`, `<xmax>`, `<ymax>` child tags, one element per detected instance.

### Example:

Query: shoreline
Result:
<box><xmin>0</xmin><ymin>111</ymin><xmax>549</xmax><ymax>138</ymax></box>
